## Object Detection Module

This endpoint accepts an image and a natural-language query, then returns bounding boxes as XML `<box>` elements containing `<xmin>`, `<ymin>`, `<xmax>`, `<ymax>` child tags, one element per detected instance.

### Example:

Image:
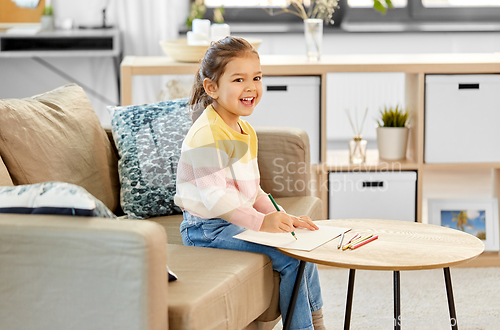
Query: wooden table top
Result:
<box><xmin>278</xmin><ymin>219</ymin><xmax>485</xmax><ymax>271</ymax></box>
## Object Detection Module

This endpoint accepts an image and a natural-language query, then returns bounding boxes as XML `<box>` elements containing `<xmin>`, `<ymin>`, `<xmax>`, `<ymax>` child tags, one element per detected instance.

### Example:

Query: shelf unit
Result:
<box><xmin>121</xmin><ymin>53</ymin><xmax>500</xmax><ymax>265</ymax></box>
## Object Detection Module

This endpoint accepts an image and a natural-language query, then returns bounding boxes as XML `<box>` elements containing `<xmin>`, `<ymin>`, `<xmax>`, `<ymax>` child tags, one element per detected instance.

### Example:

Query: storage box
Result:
<box><xmin>329</xmin><ymin>171</ymin><xmax>417</xmax><ymax>222</ymax></box>
<box><xmin>425</xmin><ymin>74</ymin><xmax>500</xmax><ymax>163</ymax></box>
<box><xmin>245</xmin><ymin>76</ymin><xmax>321</xmax><ymax>164</ymax></box>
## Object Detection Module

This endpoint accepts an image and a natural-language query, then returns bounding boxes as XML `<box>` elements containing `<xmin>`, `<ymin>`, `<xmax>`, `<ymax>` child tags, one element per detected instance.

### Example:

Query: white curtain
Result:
<box><xmin>110</xmin><ymin>0</ymin><xmax>184</xmax><ymax>105</ymax></box>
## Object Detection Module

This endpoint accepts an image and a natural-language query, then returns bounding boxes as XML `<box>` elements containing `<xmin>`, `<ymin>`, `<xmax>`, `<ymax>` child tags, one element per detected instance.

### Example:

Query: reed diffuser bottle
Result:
<box><xmin>346</xmin><ymin>108</ymin><xmax>368</xmax><ymax>164</ymax></box>
<box><xmin>349</xmin><ymin>135</ymin><xmax>367</xmax><ymax>164</ymax></box>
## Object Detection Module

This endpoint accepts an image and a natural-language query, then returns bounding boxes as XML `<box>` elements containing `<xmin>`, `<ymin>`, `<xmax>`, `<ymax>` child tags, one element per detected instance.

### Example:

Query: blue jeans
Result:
<box><xmin>180</xmin><ymin>211</ymin><xmax>323</xmax><ymax>330</ymax></box>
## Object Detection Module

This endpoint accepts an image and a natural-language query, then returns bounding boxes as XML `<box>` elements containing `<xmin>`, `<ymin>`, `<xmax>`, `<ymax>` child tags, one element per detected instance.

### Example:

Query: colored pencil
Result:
<box><xmin>337</xmin><ymin>231</ymin><xmax>345</xmax><ymax>249</ymax></box>
<box><xmin>343</xmin><ymin>234</ymin><xmax>373</xmax><ymax>250</ymax></box>
<box><xmin>350</xmin><ymin>235</ymin><xmax>379</xmax><ymax>250</ymax></box>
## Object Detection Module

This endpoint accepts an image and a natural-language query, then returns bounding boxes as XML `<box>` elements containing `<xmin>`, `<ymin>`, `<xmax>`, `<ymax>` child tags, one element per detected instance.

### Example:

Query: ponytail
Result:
<box><xmin>189</xmin><ymin>70</ymin><xmax>211</xmax><ymax>123</ymax></box>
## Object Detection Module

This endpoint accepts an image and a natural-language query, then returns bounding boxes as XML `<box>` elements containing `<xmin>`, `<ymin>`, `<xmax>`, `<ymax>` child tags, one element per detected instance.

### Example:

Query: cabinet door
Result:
<box><xmin>329</xmin><ymin>171</ymin><xmax>417</xmax><ymax>222</ymax></box>
<box><xmin>245</xmin><ymin>76</ymin><xmax>321</xmax><ymax>164</ymax></box>
<box><xmin>425</xmin><ymin>74</ymin><xmax>500</xmax><ymax>163</ymax></box>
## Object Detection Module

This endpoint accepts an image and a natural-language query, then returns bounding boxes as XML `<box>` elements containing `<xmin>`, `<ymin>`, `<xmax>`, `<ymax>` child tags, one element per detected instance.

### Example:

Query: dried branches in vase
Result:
<box><xmin>276</xmin><ymin>0</ymin><xmax>340</xmax><ymax>24</ymax></box>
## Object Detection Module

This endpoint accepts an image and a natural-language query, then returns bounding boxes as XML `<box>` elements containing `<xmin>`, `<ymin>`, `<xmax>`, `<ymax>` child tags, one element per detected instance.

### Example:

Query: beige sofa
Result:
<box><xmin>0</xmin><ymin>84</ymin><xmax>323</xmax><ymax>330</ymax></box>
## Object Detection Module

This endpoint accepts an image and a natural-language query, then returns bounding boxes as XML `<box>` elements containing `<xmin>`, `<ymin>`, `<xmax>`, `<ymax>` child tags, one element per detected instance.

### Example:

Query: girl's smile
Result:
<box><xmin>240</xmin><ymin>97</ymin><xmax>255</xmax><ymax>107</ymax></box>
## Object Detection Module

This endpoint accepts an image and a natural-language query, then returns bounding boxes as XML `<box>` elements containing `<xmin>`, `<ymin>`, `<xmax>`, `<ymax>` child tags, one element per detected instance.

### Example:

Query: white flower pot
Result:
<box><xmin>41</xmin><ymin>15</ymin><xmax>54</xmax><ymax>31</ymax></box>
<box><xmin>376</xmin><ymin>127</ymin><xmax>409</xmax><ymax>160</ymax></box>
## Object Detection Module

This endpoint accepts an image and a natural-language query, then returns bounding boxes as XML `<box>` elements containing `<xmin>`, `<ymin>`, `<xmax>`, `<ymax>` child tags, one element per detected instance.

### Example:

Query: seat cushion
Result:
<box><xmin>0</xmin><ymin>84</ymin><xmax>120</xmax><ymax>212</ymax></box>
<box><xmin>167</xmin><ymin>244</ymin><xmax>276</xmax><ymax>330</ymax></box>
<box><xmin>151</xmin><ymin>214</ymin><xmax>184</xmax><ymax>245</ymax></box>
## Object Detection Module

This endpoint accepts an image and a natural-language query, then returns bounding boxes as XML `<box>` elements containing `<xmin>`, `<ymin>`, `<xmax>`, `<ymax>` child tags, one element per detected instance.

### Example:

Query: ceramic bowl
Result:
<box><xmin>159</xmin><ymin>38</ymin><xmax>262</xmax><ymax>63</ymax></box>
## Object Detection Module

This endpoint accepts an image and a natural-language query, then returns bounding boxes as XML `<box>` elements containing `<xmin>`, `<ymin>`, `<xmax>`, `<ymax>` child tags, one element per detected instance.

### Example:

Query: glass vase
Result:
<box><xmin>349</xmin><ymin>136</ymin><xmax>367</xmax><ymax>164</ymax></box>
<box><xmin>304</xmin><ymin>18</ymin><xmax>323</xmax><ymax>62</ymax></box>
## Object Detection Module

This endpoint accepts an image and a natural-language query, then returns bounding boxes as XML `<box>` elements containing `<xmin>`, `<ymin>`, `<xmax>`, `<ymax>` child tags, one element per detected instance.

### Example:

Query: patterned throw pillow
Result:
<box><xmin>110</xmin><ymin>98</ymin><xmax>192</xmax><ymax>219</ymax></box>
<box><xmin>0</xmin><ymin>182</ymin><xmax>117</xmax><ymax>218</ymax></box>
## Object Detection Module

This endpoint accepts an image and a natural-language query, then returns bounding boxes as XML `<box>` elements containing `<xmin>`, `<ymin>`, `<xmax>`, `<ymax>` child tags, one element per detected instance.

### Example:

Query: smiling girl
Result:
<box><xmin>175</xmin><ymin>36</ymin><xmax>325</xmax><ymax>330</ymax></box>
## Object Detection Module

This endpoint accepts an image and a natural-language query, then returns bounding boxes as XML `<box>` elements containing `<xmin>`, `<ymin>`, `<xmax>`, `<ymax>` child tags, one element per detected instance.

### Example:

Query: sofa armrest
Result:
<box><xmin>0</xmin><ymin>214</ymin><xmax>168</xmax><ymax>330</ymax></box>
<box><xmin>256</xmin><ymin>127</ymin><xmax>312</xmax><ymax>198</ymax></box>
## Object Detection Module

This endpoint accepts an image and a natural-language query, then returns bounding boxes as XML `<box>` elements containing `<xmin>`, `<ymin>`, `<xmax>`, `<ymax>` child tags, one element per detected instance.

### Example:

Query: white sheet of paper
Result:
<box><xmin>233</xmin><ymin>225</ymin><xmax>350</xmax><ymax>251</ymax></box>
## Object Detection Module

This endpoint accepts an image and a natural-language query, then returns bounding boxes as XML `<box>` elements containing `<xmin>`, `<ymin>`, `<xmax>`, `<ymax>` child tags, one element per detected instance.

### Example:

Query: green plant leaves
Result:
<box><xmin>378</xmin><ymin>105</ymin><xmax>409</xmax><ymax>127</ymax></box>
<box><xmin>373</xmin><ymin>0</ymin><xmax>394</xmax><ymax>14</ymax></box>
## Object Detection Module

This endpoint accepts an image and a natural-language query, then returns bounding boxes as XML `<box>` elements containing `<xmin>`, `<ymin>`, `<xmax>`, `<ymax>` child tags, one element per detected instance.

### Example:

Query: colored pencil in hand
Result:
<box><xmin>268</xmin><ymin>193</ymin><xmax>297</xmax><ymax>240</ymax></box>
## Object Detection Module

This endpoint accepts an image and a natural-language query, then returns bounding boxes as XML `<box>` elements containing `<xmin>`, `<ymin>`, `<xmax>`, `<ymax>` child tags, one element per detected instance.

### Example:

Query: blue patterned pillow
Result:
<box><xmin>0</xmin><ymin>182</ymin><xmax>116</xmax><ymax>218</ymax></box>
<box><xmin>110</xmin><ymin>98</ymin><xmax>191</xmax><ymax>219</ymax></box>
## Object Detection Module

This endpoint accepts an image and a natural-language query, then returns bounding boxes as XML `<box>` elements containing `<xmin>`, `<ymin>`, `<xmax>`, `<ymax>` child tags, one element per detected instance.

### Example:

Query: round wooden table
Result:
<box><xmin>278</xmin><ymin>219</ymin><xmax>485</xmax><ymax>330</ymax></box>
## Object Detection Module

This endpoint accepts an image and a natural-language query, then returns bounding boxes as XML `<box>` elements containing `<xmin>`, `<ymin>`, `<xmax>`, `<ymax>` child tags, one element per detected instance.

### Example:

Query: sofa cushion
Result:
<box><xmin>0</xmin><ymin>155</ymin><xmax>13</xmax><ymax>186</ymax></box>
<box><xmin>256</xmin><ymin>127</ymin><xmax>311</xmax><ymax>198</ymax></box>
<box><xmin>0</xmin><ymin>84</ymin><xmax>120</xmax><ymax>212</ymax></box>
<box><xmin>167</xmin><ymin>244</ymin><xmax>277</xmax><ymax>330</ymax></box>
<box><xmin>276</xmin><ymin>196</ymin><xmax>324</xmax><ymax>221</ymax></box>
<box><xmin>0</xmin><ymin>182</ymin><xmax>116</xmax><ymax>218</ymax></box>
<box><xmin>109</xmin><ymin>98</ymin><xmax>191</xmax><ymax>219</ymax></box>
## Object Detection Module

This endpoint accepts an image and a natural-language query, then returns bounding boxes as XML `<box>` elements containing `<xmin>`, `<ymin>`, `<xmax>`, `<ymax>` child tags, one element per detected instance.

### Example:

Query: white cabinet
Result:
<box><xmin>329</xmin><ymin>171</ymin><xmax>417</xmax><ymax>222</ymax></box>
<box><xmin>425</xmin><ymin>74</ymin><xmax>500</xmax><ymax>163</ymax></box>
<box><xmin>245</xmin><ymin>76</ymin><xmax>321</xmax><ymax>164</ymax></box>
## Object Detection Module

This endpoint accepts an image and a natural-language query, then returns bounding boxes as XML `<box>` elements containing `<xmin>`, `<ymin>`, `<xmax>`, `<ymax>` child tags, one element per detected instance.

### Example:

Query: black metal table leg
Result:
<box><xmin>283</xmin><ymin>260</ymin><xmax>306</xmax><ymax>330</ymax></box>
<box><xmin>344</xmin><ymin>269</ymin><xmax>356</xmax><ymax>330</ymax></box>
<box><xmin>394</xmin><ymin>271</ymin><xmax>401</xmax><ymax>330</ymax></box>
<box><xmin>444</xmin><ymin>267</ymin><xmax>459</xmax><ymax>330</ymax></box>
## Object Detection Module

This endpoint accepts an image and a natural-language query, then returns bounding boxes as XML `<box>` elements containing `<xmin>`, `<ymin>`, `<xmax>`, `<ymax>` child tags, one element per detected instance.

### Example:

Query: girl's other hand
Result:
<box><xmin>290</xmin><ymin>215</ymin><xmax>319</xmax><ymax>231</ymax></box>
<box><xmin>260</xmin><ymin>211</ymin><xmax>294</xmax><ymax>233</ymax></box>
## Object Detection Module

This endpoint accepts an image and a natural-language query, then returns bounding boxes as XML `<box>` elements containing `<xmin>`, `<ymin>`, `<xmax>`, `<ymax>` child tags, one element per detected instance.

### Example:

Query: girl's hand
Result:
<box><xmin>260</xmin><ymin>211</ymin><xmax>294</xmax><ymax>233</ymax></box>
<box><xmin>290</xmin><ymin>215</ymin><xmax>319</xmax><ymax>231</ymax></box>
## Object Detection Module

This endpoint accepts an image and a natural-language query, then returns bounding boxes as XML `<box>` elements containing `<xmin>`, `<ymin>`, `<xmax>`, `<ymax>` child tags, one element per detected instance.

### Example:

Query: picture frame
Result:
<box><xmin>428</xmin><ymin>198</ymin><xmax>499</xmax><ymax>252</ymax></box>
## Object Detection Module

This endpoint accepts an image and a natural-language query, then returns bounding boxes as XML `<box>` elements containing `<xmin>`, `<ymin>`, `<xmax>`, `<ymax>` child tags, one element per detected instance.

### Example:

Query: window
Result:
<box><xmin>198</xmin><ymin>0</ymin><xmax>500</xmax><ymax>25</ymax></box>
<box><xmin>348</xmin><ymin>0</ymin><xmax>407</xmax><ymax>8</ymax></box>
<box><xmin>414</xmin><ymin>0</ymin><xmax>500</xmax><ymax>20</ymax></box>
<box><xmin>422</xmin><ymin>0</ymin><xmax>500</xmax><ymax>7</ymax></box>
<box><xmin>205</xmin><ymin>0</ymin><xmax>289</xmax><ymax>5</ymax></box>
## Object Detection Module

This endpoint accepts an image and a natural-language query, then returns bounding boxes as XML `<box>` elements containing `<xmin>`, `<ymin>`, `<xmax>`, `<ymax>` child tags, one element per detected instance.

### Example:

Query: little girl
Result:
<box><xmin>175</xmin><ymin>36</ymin><xmax>325</xmax><ymax>330</ymax></box>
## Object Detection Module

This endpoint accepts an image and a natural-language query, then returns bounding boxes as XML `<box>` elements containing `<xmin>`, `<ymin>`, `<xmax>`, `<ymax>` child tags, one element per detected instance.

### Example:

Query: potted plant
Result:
<box><xmin>376</xmin><ymin>105</ymin><xmax>410</xmax><ymax>160</ymax></box>
<box><xmin>41</xmin><ymin>2</ymin><xmax>54</xmax><ymax>31</ymax></box>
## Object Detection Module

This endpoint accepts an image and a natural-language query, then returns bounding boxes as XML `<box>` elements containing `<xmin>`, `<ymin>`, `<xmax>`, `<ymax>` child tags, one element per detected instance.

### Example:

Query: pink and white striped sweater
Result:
<box><xmin>174</xmin><ymin>105</ymin><xmax>278</xmax><ymax>231</ymax></box>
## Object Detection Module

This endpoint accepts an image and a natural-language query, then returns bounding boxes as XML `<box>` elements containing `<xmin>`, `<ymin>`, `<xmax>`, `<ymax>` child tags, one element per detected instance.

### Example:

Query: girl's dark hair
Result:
<box><xmin>190</xmin><ymin>36</ymin><xmax>259</xmax><ymax>122</ymax></box>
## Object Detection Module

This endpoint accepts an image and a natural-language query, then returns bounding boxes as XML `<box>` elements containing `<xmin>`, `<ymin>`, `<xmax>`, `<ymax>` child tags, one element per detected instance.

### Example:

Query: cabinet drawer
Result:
<box><xmin>329</xmin><ymin>171</ymin><xmax>417</xmax><ymax>222</ymax></box>
<box><xmin>425</xmin><ymin>74</ymin><xmax>500</xmax><ymax>163</ymax></box>
<box><xmin>245</xmin><ymin>76</ymin><xmax>321</xmax><ymax>164</ymax></box>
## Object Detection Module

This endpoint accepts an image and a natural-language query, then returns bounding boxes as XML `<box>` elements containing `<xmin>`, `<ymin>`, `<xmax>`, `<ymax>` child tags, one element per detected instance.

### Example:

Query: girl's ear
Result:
<box><xmin>203</xmin><ymin>78</ymin><xmax>219</xmax><ymax>99</ymax></box>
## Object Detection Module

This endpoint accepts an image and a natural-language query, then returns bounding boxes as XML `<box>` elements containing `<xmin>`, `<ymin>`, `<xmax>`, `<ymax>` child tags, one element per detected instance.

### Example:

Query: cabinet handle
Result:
<box><xmin>362</xmin><ymin>181</ymin><xmax>384</xmax><ymax>188</ymax></box>
<box><xmin>458</xmin><ymin>83</ymin><xmax>479</xmax><ymax>89</ymax></box>
<box><xmin>267</xmin><ymin>85</ymin><xmax>287</xmax><ymax>91</ymax></box>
